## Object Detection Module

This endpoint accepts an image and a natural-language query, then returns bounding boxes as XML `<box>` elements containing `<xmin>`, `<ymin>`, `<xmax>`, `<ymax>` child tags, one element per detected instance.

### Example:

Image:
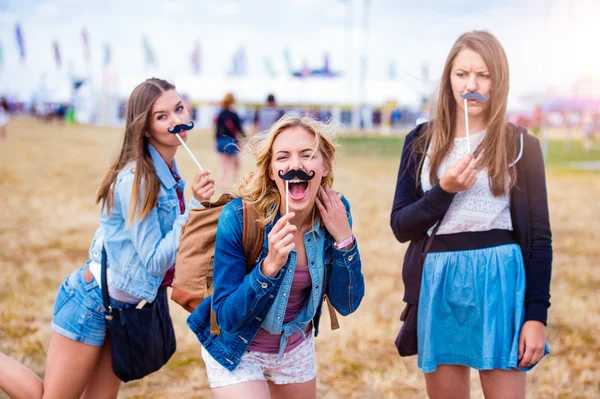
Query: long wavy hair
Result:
<box><xmin>237</xmin><ymin>115</ymin><xmax>336</xmax><ymax>227</ymax></box>
<box><xmin>96</xmin><ymin>78</ymin><xmax>175</xmax><ymax>225</ymax></box>
<box><xmin>417</xmin><ymin>30</ymin><xmax>517</xmax><ymax>196</ymax></box>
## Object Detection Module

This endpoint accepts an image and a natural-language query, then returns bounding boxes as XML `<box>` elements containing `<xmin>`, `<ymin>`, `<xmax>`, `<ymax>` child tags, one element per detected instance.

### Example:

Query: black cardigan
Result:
<box><xmin>390</xmin><ymin>122</ymin><xmax>552</xmax><ymax>325</ymax></box>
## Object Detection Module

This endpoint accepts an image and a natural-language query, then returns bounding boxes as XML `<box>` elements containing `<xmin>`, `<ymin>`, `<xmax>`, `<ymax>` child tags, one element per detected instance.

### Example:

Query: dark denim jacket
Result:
<box><xmin>187</xmin><ymin>196</ymin><xmax>365</xmax><ymax>371</ymax></box>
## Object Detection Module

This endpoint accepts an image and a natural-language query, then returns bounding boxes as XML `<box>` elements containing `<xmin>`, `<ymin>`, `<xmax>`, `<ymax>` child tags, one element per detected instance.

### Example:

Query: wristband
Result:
<box><xmin>334</xmin><ymin>235</ymin><xmax>354</xmax><ymax>250</ymax></box>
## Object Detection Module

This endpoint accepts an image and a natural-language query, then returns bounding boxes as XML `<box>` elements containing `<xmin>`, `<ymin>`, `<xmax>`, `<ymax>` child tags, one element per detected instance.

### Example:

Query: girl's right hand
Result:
<box><xmin>261</xmin><ymin>212</ymin><xmax>297</xmax><ymax>278</ymax></box>
<box><xmin>440</xmin><ymin>154</ymin><xmax>477</xmax><ymax>194</ymax></box>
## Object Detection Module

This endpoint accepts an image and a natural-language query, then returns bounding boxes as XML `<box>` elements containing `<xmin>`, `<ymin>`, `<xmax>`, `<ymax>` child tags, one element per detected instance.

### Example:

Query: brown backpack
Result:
<box><xmin>170</xmin><ymin>194</ymin><xmax>339</xmax><ymax>334</ymax></box>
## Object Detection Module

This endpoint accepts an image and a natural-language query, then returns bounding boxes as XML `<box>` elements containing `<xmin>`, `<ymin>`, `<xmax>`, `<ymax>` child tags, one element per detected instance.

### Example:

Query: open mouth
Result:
<box><xmin>288</xmin><ymin>179</ymin><xmax>309</xmax><ymax>201</ymax></box>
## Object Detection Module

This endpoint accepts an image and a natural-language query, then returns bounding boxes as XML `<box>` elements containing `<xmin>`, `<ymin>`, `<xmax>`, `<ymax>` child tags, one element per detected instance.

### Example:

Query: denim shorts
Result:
<box><xmin>51</xmin><ymin>265</ymin><xmax>136</xmax><ymax>346</ymax></box>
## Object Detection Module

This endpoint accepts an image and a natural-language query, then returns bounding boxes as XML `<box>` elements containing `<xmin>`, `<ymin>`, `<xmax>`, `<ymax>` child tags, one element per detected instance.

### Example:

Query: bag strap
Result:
<box><xmin>224</xmin><ymin>117</ymin><xmax>238</xmax><ymax>138</ymax></box>
<box><xmin>418</xmin><ymin>214</ymin><xmax>446</xmax><ymax>279</ymax></box>
<box><xmin>325</xmin><ymin>295</ymin><xmax>340</xmax><ymax>330</ymax></box>
<box><xmin>210</xmin><ymin>200</ymin><xmax>265</xmax><ymax>334</ymax></box>
<box><xmin>100</xmin><ymin>246</ymin><xmax>113</xmax><ymax>321</ymax></box>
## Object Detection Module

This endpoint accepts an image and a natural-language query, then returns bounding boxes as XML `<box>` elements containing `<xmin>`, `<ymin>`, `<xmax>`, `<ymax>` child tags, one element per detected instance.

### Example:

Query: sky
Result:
<box><xmin>0</xmin><ymin>0</ymin><xmax>598</xmax><ymax>108</ymax></box>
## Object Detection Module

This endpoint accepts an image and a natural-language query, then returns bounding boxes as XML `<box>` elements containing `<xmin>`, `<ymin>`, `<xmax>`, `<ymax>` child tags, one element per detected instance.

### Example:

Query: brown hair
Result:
<box><xmin>237</xmin><ymin>115</ymin><xmax>336</xmax><ymax>227</ymax></box>
<box><xmin>96</xmin><ymin>78</ymin><xmax>175</xmax><ymax>225</ymax></box>
<box><xmin>418</xmin><ymin>30</ymin><xmax>516</xmax><ymax>196</ymax></box>
<box><xmin>222</xmin><ymin>92</ymin><xmax>235</xmax><ymax>109</ymax></box>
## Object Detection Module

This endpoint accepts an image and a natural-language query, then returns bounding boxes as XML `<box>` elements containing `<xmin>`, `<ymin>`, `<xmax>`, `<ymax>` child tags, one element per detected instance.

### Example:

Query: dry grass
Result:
<box><xmin>0</xmin><ymin>118</ymin><xmax>599</xmax><ymax>398</ymax></box>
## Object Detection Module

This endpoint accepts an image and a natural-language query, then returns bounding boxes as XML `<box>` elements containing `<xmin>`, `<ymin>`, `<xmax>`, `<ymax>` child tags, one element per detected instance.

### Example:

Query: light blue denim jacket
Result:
<box><xmin>88</xmin><ymin>143</ymin><xmax>200</xmax><ymax>302</ymax></box>
<box><xmin>187</xmin><ymin>196</ymin><xmax>365</xmax><ymax>370</ymax></box>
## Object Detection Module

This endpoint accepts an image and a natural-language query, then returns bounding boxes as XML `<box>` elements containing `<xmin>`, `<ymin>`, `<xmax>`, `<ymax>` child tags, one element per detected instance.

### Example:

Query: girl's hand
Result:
<box><xmin>192</xmin><ymin>170</ymin><xmax>215</xmax><ymax>202</ymax></box>
<box><xmin>315</xmin><ymin>187</ymin><xmax>352</xmax><ymax>248</ymax></box>
<box><xmin>440</xmin><ymin>154</ymin><xmax>477</xmax><ymax>193</ymax></box>
<box><xmin>518</xmin><ymin>320</ymin><xmax>546</xmax><ymax>368</ymax></box>
<box><xmin>261</xmin><ymin>212</ymin><xmax>297</xmax><ymax>278</ymax></box>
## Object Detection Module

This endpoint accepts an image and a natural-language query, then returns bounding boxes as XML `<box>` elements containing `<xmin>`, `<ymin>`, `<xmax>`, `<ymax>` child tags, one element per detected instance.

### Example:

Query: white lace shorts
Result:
<box><xmin>201</xmin><ymin>334</ymin><xmax>317</xmax><ymax>388</ymax></box>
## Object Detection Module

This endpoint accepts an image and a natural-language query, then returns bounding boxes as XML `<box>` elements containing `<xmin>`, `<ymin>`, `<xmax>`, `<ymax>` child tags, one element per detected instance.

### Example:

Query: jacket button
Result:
<box><xmin>348</xmin><ymin>254</ymin><xmax>354</xmax><ymax>261</ymax></box>
<box><xmin>260</xmin><ymin>282</ymin><xmax>268</xmax><ymax>289</ymax></box>
<box><xmin>311</xmin><ymin>261</ymin><xmax>315</xmax><ymax>265</ymax></box>
<box><xmin>277</xmin><ymin>316</ymin><xmax>281</xmax><ymax>320</ymax></box>
<box><xmin>256</xmin><ymin>317</ymin><xmax>262</xmax><ymax>322</ymax></box>
<box><xmin>315</xmin><ymin>285</ymin><xmax>319</xmax><ymax>290</ymax></box>
<box><xmin>282</xmin><ymin>293</ymin><xmax>287</xmax><ymax>297</ymax></box>
<box><xmin>93</xmin><ymin>251</ymin><xmax>99</xmax><ymax>257</ymax></box>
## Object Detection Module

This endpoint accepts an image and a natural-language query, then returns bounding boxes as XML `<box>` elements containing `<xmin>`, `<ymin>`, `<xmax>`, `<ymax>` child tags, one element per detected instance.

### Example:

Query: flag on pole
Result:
<box><xmin>228</xmin><ymin>46</ymin><xmax>247</xmax><ymax>76</ymax></box>
<box><xmin>388</xmin><ymin>61</ymin><xmax>397</xmax><ymax>80</ymax></box>
<box><xmin>15</xmin><ymin>23</ymin><xmax>25</xmax><ymax>62</ymax></box>
<box><xmin>191</xmin><ymin>40</ymin><xmax>201</xmax><ymax>74</ymax></box>
<box><xmin>53</xmin><ymin>40</ymin><xmax>61</xmax><ymax>68</ymax></box>
<box><xmin>82</xmin><ymin>27</ymin><xmax>90</xmax><ymax>63</ymax></box>
<box><xmin>263</xmin><ymin>57</ymin><xmax>276</xmax><ymax>78</ymax></box>
<box><xmin>142</xmin><ymin>35</ymin><xmax>157</xmax><ymax>67</ymax></box>
<box><xmin>104</xmin><ymin>43</ymin><xmax>111</xmax><ymax>66</ymax></box>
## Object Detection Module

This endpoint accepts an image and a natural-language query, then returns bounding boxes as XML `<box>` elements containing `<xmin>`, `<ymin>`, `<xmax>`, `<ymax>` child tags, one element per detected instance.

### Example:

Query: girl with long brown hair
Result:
<box><xmin>0</xmin><ymin>78</ymin><xmax>214</xmax><ymax>398</ymax></box>
<box><xmin>391</xmin><ymin>31</ymin><xmax>551</xmax><ymax>398</ymax></box>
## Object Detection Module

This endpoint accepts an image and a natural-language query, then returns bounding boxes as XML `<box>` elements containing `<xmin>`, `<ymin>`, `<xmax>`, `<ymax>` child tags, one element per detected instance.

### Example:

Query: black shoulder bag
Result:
<box><xmin>394</xmin><ymin>218</ymin><xmax>443</xmax><ymax>357</ymax></box>
<box><xmin>101</xmin><ymin>247</ymin><xmax>176</xmax><ymax>382</ymax></box>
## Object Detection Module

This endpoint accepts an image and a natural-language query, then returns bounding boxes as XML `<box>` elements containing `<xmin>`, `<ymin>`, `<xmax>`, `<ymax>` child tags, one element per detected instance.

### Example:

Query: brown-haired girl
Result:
<box><xmin>391</xmin><ymin>31</ymin><xmax>551</xmax><ymax>398</ymax></box>
<box><xmin>0</xmin><ymin>78</ymin><xmax>214</xmax><ymax>398</ymax></box>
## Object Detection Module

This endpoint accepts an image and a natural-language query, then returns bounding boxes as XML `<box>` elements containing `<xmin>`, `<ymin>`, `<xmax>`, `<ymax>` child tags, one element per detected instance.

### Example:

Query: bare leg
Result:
<box><xmin>479</xmin><ymin>369</ymin><xmax>526</xmax><ymax>399</ymax></box>
<box><xmin>212</xmin><ymin>380</ymin><xmax>271</xmax><ymax>399</ymax></box>
<box><xmin>231</xmin><ymin>155</ymin><xmax>240</xmax><ymax>187</ymax></box>
<box><xmin>423</xmin><ymin>365</ymin><xmax>470</xmax><ymax>399</ymax></box>
<box><xmin>269</xmin><ymin>378</ymin><xmax>316</xmax><ymax>399</ymax></box>
<box><xmin>81</xmin><ymin>336</ymin><xmax>121</xmax><ymax>399</ymax></box>
<box><xmin>0</xmin><ymin>332</ymin><xmax>103</xmax><ymax>399</ymax></box>
<box><xmin>219</xmin><ymin>154</ymin><xmax>230</xmax><ymax>187</ymax></box>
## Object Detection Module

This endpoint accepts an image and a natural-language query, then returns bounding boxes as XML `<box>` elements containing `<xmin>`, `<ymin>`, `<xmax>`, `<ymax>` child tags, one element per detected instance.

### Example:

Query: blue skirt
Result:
<box><xmin>216</xmin><ymin>135</ymin><xmax>240</xmax><ymax>155</ymax></box>
<box><xmin>417</xmin><ymin>241</ymin><xmax>549</xmax><ymax>373</ymax></box>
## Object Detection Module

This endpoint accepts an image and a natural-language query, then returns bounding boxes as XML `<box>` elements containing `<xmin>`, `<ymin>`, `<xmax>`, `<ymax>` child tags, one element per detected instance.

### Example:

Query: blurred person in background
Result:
<box><xmin>215</xmin><ymin>92</ymin><xmax>246</xmax><ymax>189</ymax></box>
<box><xmin>0</xmin><ymin>97</ymin><xmax>10</xmax><ymax>141</ymax></box>
<box><xmin>390</xmin><ymin>31</ymin><xmax>552</xmax><ymax>399</ymax></box>
<box><xmin>253</xmin><ymin>93</ymin><xmax>284</xmax><ymax>135</ymax></box>
<box><xmin>0</xmin><ymin>78</ymin><xmax>214</xmax><ymax>399</ymax></box>
<box><xmin>583</xmin><ymin>112</ymin><xmax>600</xmax><ymax>152</ymax></box>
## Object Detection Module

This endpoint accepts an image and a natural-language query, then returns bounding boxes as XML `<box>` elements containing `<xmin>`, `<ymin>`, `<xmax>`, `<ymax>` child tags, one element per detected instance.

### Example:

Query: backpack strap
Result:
<box><xmin>210</xmin><ymin>200</ymin><xmax>265</xmax><ymax>335</ymax></box>
<box><xmin>325</xmin><ymin>295</ymin><xmax>340</xmax><ymax>330</ymax></box>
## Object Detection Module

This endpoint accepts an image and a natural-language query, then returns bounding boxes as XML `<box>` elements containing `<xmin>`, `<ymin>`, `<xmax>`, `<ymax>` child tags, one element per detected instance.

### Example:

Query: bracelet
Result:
<box><xmin>334</xmin><ymin>235</ymin><xmax>354</xmax><ymax>250</ymax></box>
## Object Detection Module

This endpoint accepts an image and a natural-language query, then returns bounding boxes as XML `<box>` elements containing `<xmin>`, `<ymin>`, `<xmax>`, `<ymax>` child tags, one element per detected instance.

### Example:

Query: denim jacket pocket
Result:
<box><xmin>157</xmin><ymin>198</ymin><xmax>178</xmax><ymax>233</ymax></box>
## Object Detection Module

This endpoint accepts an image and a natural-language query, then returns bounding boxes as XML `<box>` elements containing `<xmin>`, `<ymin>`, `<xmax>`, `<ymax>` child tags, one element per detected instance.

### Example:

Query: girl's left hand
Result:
<box><xmin>517</xmin><ymin>320</ymin><xmax>546</xmax><ymax>368</ymax></box>
<box><xmin>315</xmin><ymin>187</ymin><xmax>353</xmax><ymax>247</ymax></box>
<box><xmin>192</xmin><ymin>170</ymin><xmax>215</xmax><ymax>202</ymax></box>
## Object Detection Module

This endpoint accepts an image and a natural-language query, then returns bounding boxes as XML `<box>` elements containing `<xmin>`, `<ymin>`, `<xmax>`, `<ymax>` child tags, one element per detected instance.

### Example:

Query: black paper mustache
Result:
<box><xmin>167</xmin><ymin>121</ymin><xmax>195</xmax><ymax>134</ymax></box>
<box><xmin>278</xmin><ymin>169</ymin><xmax>316</xmax><ymax>181</ymax></box>
<box><xmin>460</xmin><ymin>91</ymin><xmax>490</xmax><ymax>102</ymax></box>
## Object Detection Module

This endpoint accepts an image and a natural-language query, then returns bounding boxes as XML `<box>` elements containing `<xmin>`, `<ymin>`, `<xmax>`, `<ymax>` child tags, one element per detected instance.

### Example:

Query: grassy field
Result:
<box><xmin>1</xmin><ymin>118</ymin><xmax>599</xmax><ymax>398</ymax></box>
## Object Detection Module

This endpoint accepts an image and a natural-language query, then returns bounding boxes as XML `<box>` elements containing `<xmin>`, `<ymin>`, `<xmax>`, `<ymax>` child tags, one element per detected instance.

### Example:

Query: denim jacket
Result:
<box><xmin>187</xmin><ymin>196</ymin><xmax>365</xmax><ymax>371</ymax></box>
<box><xmin>88</xmin><ymin>143</ymin><xmax>200</xmax><ymax>302</ymax></box>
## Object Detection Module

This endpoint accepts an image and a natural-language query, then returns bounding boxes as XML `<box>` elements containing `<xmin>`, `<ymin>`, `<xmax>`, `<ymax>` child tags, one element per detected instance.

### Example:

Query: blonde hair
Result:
<box><xmin>236</xmin><ymin>114</ymin><xmax>336</xmax><ymax>227</ymax></box>
<box><xmin>96</xmin><ymin>78</ymin><xmax>175</xmax><ymax>225</ymax></box>
<box><xmin>418</xmin><ymin>30</ymin><xmax>516</xmax><ymax>196</ymax></box>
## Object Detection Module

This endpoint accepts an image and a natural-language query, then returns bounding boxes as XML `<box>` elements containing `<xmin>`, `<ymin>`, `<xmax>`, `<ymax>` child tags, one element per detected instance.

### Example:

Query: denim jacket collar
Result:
<box><xmin>148</xmin><ymin>143</ymin><xmax>179</xmax><ymax>190</ymax></box>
